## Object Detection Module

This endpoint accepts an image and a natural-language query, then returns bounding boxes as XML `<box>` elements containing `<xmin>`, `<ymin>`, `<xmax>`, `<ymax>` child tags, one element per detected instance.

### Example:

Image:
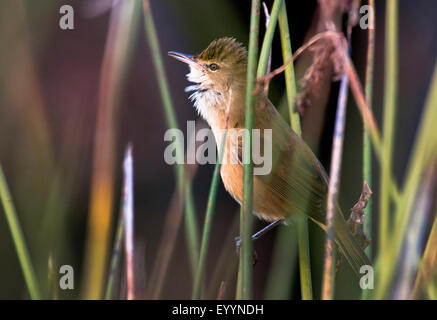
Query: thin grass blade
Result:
<box><xmin>0</xmin><ymin>164</ymin><xmax>41</xmax><ymax>299</ymax></box>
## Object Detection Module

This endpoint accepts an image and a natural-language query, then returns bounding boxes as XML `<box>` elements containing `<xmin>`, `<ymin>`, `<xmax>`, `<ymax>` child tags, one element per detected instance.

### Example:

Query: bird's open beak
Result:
<box><xmin>168</xmin><ymin>51</ymin><xmax>206</xmax><ymax>71</ymax></box>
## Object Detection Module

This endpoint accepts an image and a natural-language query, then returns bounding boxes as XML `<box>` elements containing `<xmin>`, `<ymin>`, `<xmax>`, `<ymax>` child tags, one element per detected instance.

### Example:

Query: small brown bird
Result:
<box><xmin>169</xmin><ymin>37</ymin><xmax>370</xmax><ymax>275</ymax></box>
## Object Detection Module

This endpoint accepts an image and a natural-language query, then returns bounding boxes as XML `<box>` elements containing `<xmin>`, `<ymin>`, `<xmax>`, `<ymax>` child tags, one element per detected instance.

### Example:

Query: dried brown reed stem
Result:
<box><xmin>257</xmin><ymin>29</ymin><xmax>402</xmax><ymax>187</ymax></box>
<box><xmin>82</xmin><ymin>1</ymin><xmax>139</xmax><ymax>299</ymax></box>
<box><xmin>122</xmin><ymin>145</ymin><xmax>135</xmax><ymax>300</ymax></box>
<box><xmin>322</xmin><ymin>65</ymin><xmax>349</xmax><ymax>300</ymax></box>
<box><xmin>262</xmin><ymin>2</ymin><xmax>273</xmax><ymax>95</ymax></box>
<box><xmin>217</xmin><ymin>281</ymin><xmax>227</xmax><ymax>300</ymax></box>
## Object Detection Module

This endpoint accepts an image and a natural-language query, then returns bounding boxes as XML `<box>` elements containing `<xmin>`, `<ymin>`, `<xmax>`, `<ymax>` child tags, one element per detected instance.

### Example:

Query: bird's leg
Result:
<box><xmin>235</xmin><ymin>220</ymin><xmax>283</xmax><ymax>264</ymax></box>
<box><xmin>251</xmin><ymin>219</ymin><xmax>283</xmax><ymax>241</ymax></box>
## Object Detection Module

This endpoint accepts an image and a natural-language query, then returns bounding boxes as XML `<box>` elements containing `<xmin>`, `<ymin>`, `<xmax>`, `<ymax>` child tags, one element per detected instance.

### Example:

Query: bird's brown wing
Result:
<box><xmin>239</xmin><ymin>95</ymin><xmax>331</xmax><ymax>224</ymax></box>
<box><xmin>256</xmin><ymin>130</ymin><xmax>329</xmax><ymax>225</ymax></box>
<box><xmin>239</xmin><ymin>95</ymin><xmax>371</xmax><ymax>274</ymax></box>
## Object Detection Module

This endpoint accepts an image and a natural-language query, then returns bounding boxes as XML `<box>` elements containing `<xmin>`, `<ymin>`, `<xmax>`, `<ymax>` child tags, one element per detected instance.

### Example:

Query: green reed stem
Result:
<box><xmin>379</xmin><ymin>0</ymin><xmax>398</xmax><ymax>253</ymax></box>
<box><xmin>412</xmin><ymin>198</ymin><xmax>437</xmax><ymax>299</ymax></box>
<box><xmin>0</xmin><ymin>164</ymin><xmax>41</xmax><ymax>299</ymax></box>
<box><xmin>142</xmin><ymin>0</ymin><xmax>199</xmax><ymax>287</ymax></box>
<box><xmin>257</xmin><ymin>0</ymin><xmax>313</xmax><ymax>299</ymax></box>
<box><xmin>363</xmin><ymin>0</ymin><xmax>375</xmax><ymax>260</ymax></box>
<box><xmin>257</xmin><ymin>0</ymin><xmax>282</xmax><ymax>76</ymax></box>
<box><xmin>278</xmin><ymin>2</ymin><xmax>300</xmax><ymax>134</ymax></box>
<box><xmin>82</xmin><ymin>0</ymin><xmax>139</xmax><ymax>299</ymax></box>
<box><xmin>257</xmin><ymin>1</ymin><xmax>303</xmax><ymax>299</ymax></box>
<box><xmin>264</xmin><ymin>224</ymin><xmax>298</xmax><ymax>299</ymax></box>
<box><xmin>184</xmin><ymin>182</ymin><xmax>199</xmax><ymax>276</ymax></box>
<box><xmin>105</xmin><ymin>208</ymin><xmax>124</xmax><ymax>300</ymax></box>
<box><xmin>374</xmin><ymin>62</ymin><xmax>437</xmax><ymax>299</ymax></box>
<box><xmin>192</xmin><ymin>130</ymin><xmax>229</xmax><ymax>299</ymax></box>
<box><xmin>278</xmin><ymin>1</ymin><xmax>313</xmax><ymax>300</ymax></box>
<box><xmin>238</xmin><ymin>0</ymin><xmax>261</xmax><ymax>300</ymax></box>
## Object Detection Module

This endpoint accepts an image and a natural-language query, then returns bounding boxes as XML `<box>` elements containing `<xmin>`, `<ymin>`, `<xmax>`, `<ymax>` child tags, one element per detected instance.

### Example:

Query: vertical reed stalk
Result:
<box><xmin>261</xmin><ymin>2</ymin><xmax>272</xmax><ymax>95</ymax></box>
<box><xmin>278</xmin><ymin>2</ymin><xmax>300</xmax><ymax>134</ymax></box>
<box><xmin>363</xmin><ymin>0</ymin><xmax>375</xmax><ymax>258</ymax></box>
<box><xmin>184</xmin><ymin>124</ymin><xmax>200</xmax><ymax>276</ymax></box>
<box><xmin>239</xmin><ymin>0</ymin><xmax>261</xmax><ymax>300</ymax></box>
<box><xmin>148</xmin><ymin>188</ymin><xmax>184</xmax><ymax>299</ymax></box>
<box><xmin>0</xmin><ymin>164</ymin><xmax>41</xmax><ymax>300</ymax></box>
<box><xmin>379</xmin><ymin>0</ymin><xmax>399</xmax><ymax>253</ymax></box>
<box><xmin>374</xmin><ymin>63</ymin><xmax>437</xmax><ymax>299</ymax></box>
<box><xmin>394</xmin><ymin>166</ymin><xmax>436</xmax><ymax>299</ymax></box>
<box><xmin>264</xmin><ymin>225</ymin><xmax>297</xmax><ymax>299</ymax></box>
<box><xmin>82</xmin><ymin>0</ymin><xmax>139</xmax><ymax>299</ymax></box>
<box><xmin>321</xmin><ymin>71</ymin><xmax>349</xmax><ymax>300</ymax></box>
<box><xmin>123</xmin><ymin>145</ymin><xmax>135</xmax><ymax>300</ymax></box>
<box><xmin>192</xmin><ymin>91</ymin><xmax>233</xmax><ymax>300</ymax></box>
<box><xmin>184</xmin><ymin>182</ymin><xmax>199</xmax><ymax>276</ymax></box>
<box><xmin>278</xmin><ymin>1</ymin><xmax>313</xmax><ymax>300</ymax></box>
<box><xmin>142</xmin><ymin>0</ymin><xmax>199</xmax><ymax>296</ymax></box>
<box><xmin>260</xmin><ymin>0</ymin><xmax>303</xmax><ymax>299</ymax></box>
<box><xmin>105</xmin><ymin>207</ymin><xmax>124</xmax><ymax>300</ymax></box>
<box><xmin>412</xmin><ymin>190</ymin><xmax>437</xmax><ymax>298</ymax></box>
<box><xmin>257</xmin><ymin>0</ymin><xmax>282</xmax><ymax>76</ymax></box>
<box><xmin>342</xmin><ymin>39</ymin><xmax>401</xmax><ymax>205</ymax></box>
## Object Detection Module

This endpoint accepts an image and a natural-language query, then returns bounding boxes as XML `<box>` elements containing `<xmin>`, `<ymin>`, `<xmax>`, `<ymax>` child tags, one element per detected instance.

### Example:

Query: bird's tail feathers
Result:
<box><xmin>334</xmin><ymin>214</ymin><xmax>371</xmax><ymax>276</ymax></box>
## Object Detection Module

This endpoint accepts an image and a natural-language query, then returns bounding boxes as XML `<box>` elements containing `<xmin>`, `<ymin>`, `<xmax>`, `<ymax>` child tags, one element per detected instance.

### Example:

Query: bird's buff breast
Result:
<box><xmin>220</xmin><ymin>139</ymin><xmax>289</xmax><ymax>222</ymax></box>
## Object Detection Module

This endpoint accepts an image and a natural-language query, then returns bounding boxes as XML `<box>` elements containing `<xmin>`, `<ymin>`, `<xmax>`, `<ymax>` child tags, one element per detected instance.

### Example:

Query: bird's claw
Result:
<box><xmin>234</xmin><ymin>236</ymin><xmax>258</xmax><ymax>266</ymax></box>
<box><xmin>234</xmin><ymin>236</ymin><xmax>242</xmax><ymax>255</ymax></box>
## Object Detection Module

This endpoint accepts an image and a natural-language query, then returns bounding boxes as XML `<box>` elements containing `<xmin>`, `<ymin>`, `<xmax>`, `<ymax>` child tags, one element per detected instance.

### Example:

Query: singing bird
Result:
<box><xmin>169</xmin><ymin>37</ymin><xmax>370</xmax><ymax>275</ymax></box>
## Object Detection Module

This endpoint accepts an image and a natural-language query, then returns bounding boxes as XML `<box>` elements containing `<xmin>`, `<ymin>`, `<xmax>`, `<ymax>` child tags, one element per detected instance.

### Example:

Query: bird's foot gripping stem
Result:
<box><xmin>234</xmin><ymin>219</ymin><xmax>282</xmax><ymax>265</ymax></box>
<box><xmin>234</xmin><ymin>236</ymin><xmax>258</xmax><ymax>266</ymax></box>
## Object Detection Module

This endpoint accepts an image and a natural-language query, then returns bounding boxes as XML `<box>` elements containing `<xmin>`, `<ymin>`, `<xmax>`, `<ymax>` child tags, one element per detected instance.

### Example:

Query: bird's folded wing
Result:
<box><xmin>237</xmin><ymin>95</ymin><xmax>331</xmax><ymax>224</ymax></box>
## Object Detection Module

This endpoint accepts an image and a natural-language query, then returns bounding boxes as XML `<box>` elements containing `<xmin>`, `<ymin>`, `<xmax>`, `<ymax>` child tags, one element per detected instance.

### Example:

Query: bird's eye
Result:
<box><xmin>208</xmin><ymin>63</ymin><xmax>219</xmax><ymax>71</ymax></box>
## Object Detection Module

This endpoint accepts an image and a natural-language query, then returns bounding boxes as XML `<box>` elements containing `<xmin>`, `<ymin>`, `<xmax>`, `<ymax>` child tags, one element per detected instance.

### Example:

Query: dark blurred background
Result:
<box><xmin>0</xmin><ymin>0</ymin><xmax>436</xmax><ymax>299</ymax></box>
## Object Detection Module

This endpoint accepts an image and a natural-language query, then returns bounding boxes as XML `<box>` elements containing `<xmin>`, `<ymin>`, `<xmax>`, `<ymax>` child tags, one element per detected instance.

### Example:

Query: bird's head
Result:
<box><xmin>169</xmin><ymin>38</ymin><xmax>247</xmax><ymax>123</ymax></box>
